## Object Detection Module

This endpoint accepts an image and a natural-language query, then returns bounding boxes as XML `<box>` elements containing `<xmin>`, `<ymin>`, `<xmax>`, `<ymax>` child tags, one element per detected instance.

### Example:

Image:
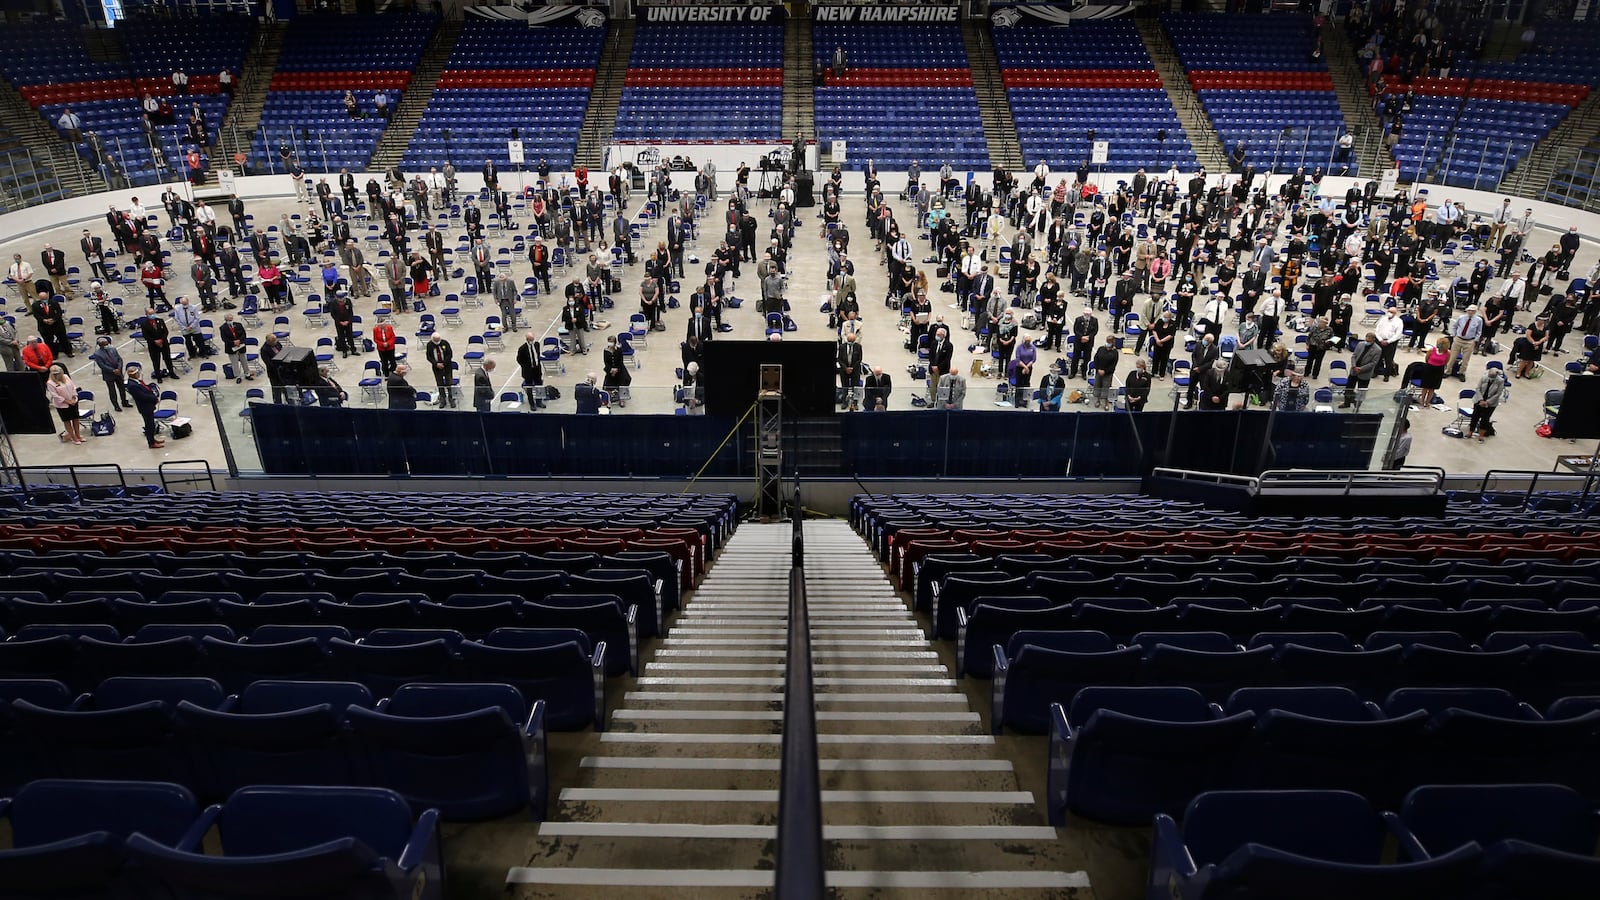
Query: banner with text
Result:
<box><xmin>638</xmin><ymin>4</ymin><xmax>784</xmax><ymax>23</ymax></box>
<box><xmin>812</xmin><ymin>5</ymin><xmax>960</xmax><ymax>23</ymax></box>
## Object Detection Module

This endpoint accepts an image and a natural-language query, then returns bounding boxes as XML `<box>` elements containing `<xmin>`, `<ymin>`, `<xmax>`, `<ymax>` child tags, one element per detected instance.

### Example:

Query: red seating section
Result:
<box><xmin>885</xmin><ymin>528</ymin><xmax>1600</xmax><ymax>590</ymax></box>
<box><xmin>1000</xmin><ymin>68</ymin><xmax>1162</xmax><ymax>88</ymax></box>
<box><xmin>622</xmin><ymin>66</ymin><xmax>782</xmax><ymax>87</ymax></box>
<box><xmin>1380</xmin><ymin>75</ymin><xmax>1589</xmax><ymax>107</ymax></box>
<box><xmin>435</xmin><ymin>68</ymin><xmax>595</xmax><ymax>89</ymax></box>
<box><xmin>0</xmin><ymin>525</ymin><xmax>706</xmax><ymax>590</ymax></box>
<box><xmin>821</xmin><ymin>67</ymin><xmax>972</xmax><ymax>87</ymax></box>
<box><xmin>267</xmin><ymin>71</ymin><xmax>413</xmax><ymax>91</ymax></box>
<box><xmin>17</xmin><ymin>76</ymin><xmax>226</xmax><ymax>107</ymax></box>
<box><xmin>1186</xmin><ymin>70</ymin><xmax>1334</xmax><ymax>90</ymax></box>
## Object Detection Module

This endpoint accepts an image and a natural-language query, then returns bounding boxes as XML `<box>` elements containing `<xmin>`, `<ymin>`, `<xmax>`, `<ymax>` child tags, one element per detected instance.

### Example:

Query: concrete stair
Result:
<box><xmin>0</xmin><ymin>74</ymin><xmax>105</xmax><ymax>198</ymax></box>
<box><xmin>962</xmin><ymin>20</ymin><xmax>1022</xmax><ymax>172</ymax></box>
<box><xmin>207</xmin><ymin>21</ymin><xmax>286</xmax><ymax>185</ymax></box>
<box><xmin>1321</xmin><ymin>25</ymin><xmax>1388</xmax><ymax>178</ymax></box>
<box><xmin>574</xmin><ymin>18</ymin><xmax>636</xmax><ymax>171</ymax></box>
<box><xmin>368</xmin><ymin>17</ymin><xmax>463</xmax><ymax>173</ymax></box>
<box><xmin>1134</xmin><ymin>17</ymin><xmax>1226</xmax><ymax>175</ymax></box>
<box><xmin>505</xmin><ymin>520</ymin><xmax>1086</xmax><ymax>898</ymax></box>
<box><xmin>782</xmin><ymin>13</ymin><xmax>815</xmax><ymax>148</ymax></box>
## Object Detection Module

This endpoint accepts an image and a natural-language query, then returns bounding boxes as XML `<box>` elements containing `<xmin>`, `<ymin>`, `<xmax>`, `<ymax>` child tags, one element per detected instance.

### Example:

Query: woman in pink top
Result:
<box><xmin>45</xmin><ymin>363</ymin><xmax>85</xmax><ymax>444</ymax></box>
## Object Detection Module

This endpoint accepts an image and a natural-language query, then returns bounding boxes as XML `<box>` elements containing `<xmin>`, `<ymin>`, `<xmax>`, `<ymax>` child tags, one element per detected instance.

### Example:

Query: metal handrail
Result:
<box><xmin>14</xmin><ymin>463</ymin><xmax>130</xmax><ymax>503</ymax></box>
<box><xmin>1256</xmin><ymin>467</ymin><xmax>1446</xmax><ymax>496</ymax></box>
<box><xmin>1481</xmin><ymin>468</ymin><xmax>1600</xmax><ymax>508</ymax></box>
<box><xmin>774</xmin><ymin>478</ymin><xmax>824</xmax><ymax>900</ymax></box>
<box><xmin>157</xmin><ymin>459</ymin><xmax>217</xmax><ymax>493</ymax></box>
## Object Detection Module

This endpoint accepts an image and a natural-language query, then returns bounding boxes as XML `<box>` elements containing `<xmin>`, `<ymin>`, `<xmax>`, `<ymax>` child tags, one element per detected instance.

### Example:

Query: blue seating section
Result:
<box><xmin>1162</xmin><ymin>13</ymin><xmax>1353</xmax><ymax>175</ymax></box>
<box><xmin>613</xmin><ymin>23</ymin><xmax>784</xmax><ymax>142</ymax></box>
<box><xmin>0</xmin><ymin>18</ymin><xmax>253</xmax><ymax>187</ymax></box>
<box><xmin>812</xmin><ymin>24</ymin><xmax>987</xmax><ymax>171</ymax></box>
<box><xmin>1390</xmin><ymin>96</ymin><xmax>1567</xmax><ymax>187</ymax></box>
<box><xmin>252</xmin><ymin>14</ymin><xmax>438</xmax><ymax>172</ymax></box>
<box><xmin>991</xmin><ymin>19</ymin><xmax>1198</xmax><ymax>172</ymax></box>
<box><xmin>401</xmin><ymin>18</ymin><xmax>606</xmax><ymax>171</ymax></box>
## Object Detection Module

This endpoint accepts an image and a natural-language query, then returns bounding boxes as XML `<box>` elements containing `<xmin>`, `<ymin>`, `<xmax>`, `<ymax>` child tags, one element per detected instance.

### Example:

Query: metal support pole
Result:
<box><xmin>756</xmin><ymin>365</ymin><xmax>784</xmax><ymax>521</ymax></box>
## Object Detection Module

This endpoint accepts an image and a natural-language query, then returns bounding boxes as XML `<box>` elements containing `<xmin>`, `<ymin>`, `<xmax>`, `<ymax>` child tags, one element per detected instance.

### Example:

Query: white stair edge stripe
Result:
<box><xmin>559</xmin><ymin>788</ymin><xmax>1034</xmax><ymax>804</ymax></box>
<box><xmin>610</xmin><ymin>709</ymin><xmax>979</xmax><ymax>722</ymax></box>
<box><xmin>644</xmin><ymin>663</ymin><xmax>946</xmax><ymax>672</ymax></box>
<box><xmin>599</xmin><ymin>733</ymin><xmax>994</xmax><ymax>744</ymax></box>
<box><xmin>505</xmin><ymin>868</ymin><xmax>1089</xmax><ymax>889</ymax></box>
<box><xmin>622</xmin><ymin>691</ymin><xmax>965</xmax><ymax>703</ymax></box>
<box><xmin>634</xmin><ymin>677</ymin><xmax>957</xmax><ymax>686</ymax></box>
<box><xmin>579</xmin><ymin>757</ymin><xmax>1015</xmax><ymax>772</ymax></box>
<box><xmin>537</xmin><ymin>823</ymin><xmax>1059</xmax><ymax>840</ymax></box>
<box><xmin>653</xmin><ymin>649</ymin><xmax>937</xmax><ymax>659</ymax></box>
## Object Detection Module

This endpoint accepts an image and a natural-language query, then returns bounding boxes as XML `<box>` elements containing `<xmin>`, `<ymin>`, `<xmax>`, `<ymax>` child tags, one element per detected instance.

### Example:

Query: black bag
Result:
<box><xmin>611</xmin><ymin>276</ymin><xmax>622</xmax><ymax>293</ymax></box>
<box><xmin>1541</xmin><ymin>284</ymin><xmax>1554</xmax><ymax>295</ymax></box>
<box><xmin>170</xmin><ymin>421</ymin><xmax>193</xmax><ymax>439</ymax></box>
<box><xmin>90</xmin><ymin>413</ymin><xmax>116</xmax><ymax>436</ymax></box>
<box><xmin>544</xmin><ymin>386</ymin><xmax>561</xmax><ymax>401</ymax></box>
<box><xmin>936</xmin><ymin>264</ymin><xmax>951</xmax><ymax>279</ymax></box>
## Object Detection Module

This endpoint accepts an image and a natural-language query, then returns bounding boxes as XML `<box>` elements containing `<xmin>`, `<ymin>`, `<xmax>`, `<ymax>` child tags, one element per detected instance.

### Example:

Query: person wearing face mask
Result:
<box><xmin>424</xmin><ymin>333</ymin><xmax>455</xmax><ymax>407</ymax></box>
<box><xmin>89</xmin><ymin>336</ymin><xmax>129</xmax><ymax>410</ymax></box>
<box><xmin>602</xmin><ymin>335</ymin><xmax>631</xmax><ymax>408</ymax></box>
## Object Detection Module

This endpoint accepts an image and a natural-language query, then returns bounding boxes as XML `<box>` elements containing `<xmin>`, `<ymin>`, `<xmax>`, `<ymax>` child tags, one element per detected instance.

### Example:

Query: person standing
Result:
<box><xmin>31</xmin><ymin>292</ymin><xmax>70</xmax><ymax>359</ymax></box>
<box><xmin>45</xmin><ymin>364</ymin><xmax>85</xmax><ymax>444</ymax></box>
<box><xmin>0</xmin><ymin>315</ymin><xmax>20</xmax><ymax>372</ymax></box>
<box><xmin>218</xmin><ymin>314</ymin><xmax>249</xmax><ymax>383</ymax></box>
<box><xmin>1468</xmin><ymin>367</ymin><xmax>1506</xmax><ymax>442</ymax></box>
<box><xmin>89</xmin><ymin>337</ymin><xmax>129</xmax><ymax>409</ymax></box>
<box><xmin>1374</xmin><ymin>306</ymin><xmax>1405</xmax><ymax>382</ymax></box>
<box><xmin>1305</xmin><ymin>315</ymin><xmax>1334</xmax><ymax>379</ymax></box>
<box><xmin>424</xmin><ymin>334</ymin><xmax>455</xmax><ymax>408</ymax></box>
<box><xmin>126</xmin><ymin>363</ymin><xmax>164</xmax><ymax>448</ymax></box>
<box><xmin>373</xmin><ymin>321</ymin><xmax>397</xmax><ymax>376</ymax></box>
<box><xmin>1091</xmin><ymin>336</ymin><xmax>1119</xmax><ymax>410</ymax></box>
<box><xmin>516</xmin><ymin>331</ymin><xmax>545</xmax><ymax>409</ymax></box>
<box><xmin>837</xmin><ymin>331</ymin><xmax>863</xmax><ymax>410</ymax></box>
<box><xmin>141</xmin><ymin>308</ymin><xmax>176</xmax><ymax>381</ymax></box>
<box><xmin>1446</xmin><ymin>304</ymin><xmax>1484</xmax><ymax>381</ymax></box>
<box><xmin>386</xmin><ymin>363</ymin><xmax>417</xmax><ymax>409</ymax></box>
<box><xmin>602</xmin><ymin>336</ymin><xmax>631</xmax><ymax>408</ymax></box>
<box><xmin>39</xmin><ymin>244</ymin><xmax>74</xmax><ymax>300</ymax></box>
<box><xmin>1124</xmin><ymin>358</ymin><xmax>1151</xmax><ymax>411</ymax></box>
<box><xmin>1069</xmin><ymin>306</ymin><xmax>1098</xmax><ymax>379</ymax></box>
<box><xmin>473</xmin><ymin>359</ymin><xmax>496</xmax><ymax>413</ymax></box>
<box><xmin>260</xmin><ymin>333</ymin><xmax>289</xmax><ymax>403</ymax></box>
<box><xmin>1341</xmin><ymin>332</ymin><xmax>1382</xmax><ymax>408</ymax></box>
<box><xmin>1188</xmin><ymin>333</ymin><xmax>1220</xmax><ymax>409</ymax></box>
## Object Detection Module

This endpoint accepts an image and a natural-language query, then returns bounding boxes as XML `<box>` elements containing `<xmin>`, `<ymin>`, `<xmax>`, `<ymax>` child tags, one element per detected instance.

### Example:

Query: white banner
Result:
<box><xmin>1091</xmin><ymin>141</ymin><xmax>1109</xmax><ymax>165</ymax></box>
<box><xmin>217</xmin><ymin>170</ymin><xmax>236</xmax><ymax>195</ymax></box>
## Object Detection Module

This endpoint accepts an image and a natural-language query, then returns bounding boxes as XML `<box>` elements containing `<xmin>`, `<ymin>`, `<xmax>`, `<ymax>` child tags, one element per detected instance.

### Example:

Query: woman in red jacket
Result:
<box><xmin>373</xmin><ymin>321</ymin><xmax>398</xmax><ymax>375</ymax></box>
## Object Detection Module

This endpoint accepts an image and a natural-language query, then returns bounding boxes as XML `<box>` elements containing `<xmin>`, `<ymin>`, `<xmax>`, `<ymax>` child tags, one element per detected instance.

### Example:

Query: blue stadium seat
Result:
<box><xmin>125</xmin><ymin>785</ymin><xmax>443</xmax><ymax>900</ymax></box>
<box><xmin>1149</xmin><ymin>789</ymin><xmax>1482</xmax><ymax>900</ymax></box>
<box><xmin>347</xmin><ymin>683</ymin><xmax>548</xmax><ymax>821</ymax></box>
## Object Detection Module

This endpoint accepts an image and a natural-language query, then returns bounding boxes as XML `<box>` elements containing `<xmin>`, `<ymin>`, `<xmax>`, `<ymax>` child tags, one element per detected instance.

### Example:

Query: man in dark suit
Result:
<box><xmin>471</xmin><ymin>238</ymin><xmax>493</xmax><ymax>286</ymax></box>
<box><xmin>227</xmin><ymin>194</ymin><xmax>249</xmax><ymax>234</ymax></box>
<box><xmin>218</xmin><ymin>242</ymin><xmax>246</xmax><ymax>297</ymax></box>
<box><xmin>463</xmin><ymin>198</ymin><xmax>483</xmax><ymax>240</ymax></box>
<box><xmin>1238</xmin><ymin>260</ymin><xmax>1267</xmax><ymax>319</ymax></box>
<box><xmin>126</xmin><ymin>363</ymin><xmax>164</xmax><ymax>447</ymax></box>
<box><xmin>423</xmin><ymin>226</ymin><xmax>447</xmax><ymax>277</ymax></box>
<box><xmin>686</xmin><ymin>302</ymin><xmax>714</xmax><ymax>344</ymax></box>
<box><xmin>1197</xmin><ymin>359</ymin><xmax>1230</xmax><ymax>410</ymax></box>
<box><xmin>330</xmin><ymin>216</ymin><xmax>352</xmax><ymax>247</ymax></box>
<box><xmin>926</xmin><ymin>325</ymin><xmax>954</xmax><ymax>387</ymax></box>
<box><xmin>140</xmin><ymin>307</ymin><xmax>176</xmax><ymax>380</ymax></box>
<box><xmin>39</xmin><ymin>244</ymin><xmax>73</xmax><ymax>300</ymax></box>
<box><xmin>32</xmin><ymin>293</ymin><xmax>71</xmax><ymax>357</ymax></box>
<box><xmin>79</xmin><ymin>229</ymin><xmax>108</xmax><ymax>280</ymax></box>
<box><xmin>327</xmin><ymin>291</ymin><xmax>355</xmax><ymax>357</ymax></box>
<box><xmin>1069</xmin><ymin>306</ymin><xmax>1098</xmax><ymax>379</ymax></box>
<box><xmin>837</xmin><ymin>331</ymin><xmax>863</xmax><ymax>410</ymax></box>
<box><xmin>1187</xmin><ymin>333</ymin><xmax>1220</xmax><ymax>408</ymax></box>
<box><xmin>338</xmin><ymin>169</ymin><xmax>357</xmax><ymax>208</ymax></box>
<box><xmin>482</xmin><ymin>159</ymin><xmax>499</xmax><ymax>193</ymax></box>
<box><xmin>863</xmin><ymin>365</ymin><xmax>892</xmax><ymax>411</ymax></box>
<box><xmin>386</xmin><ymin>363</ymin><xmax>417</xmax><ymax>409</ymax></box>
<box><xmin>248</xmin><ymin>229</ymin><xmax>271</xmax><ymax>267</ymax></box>
<box><xmin>515</xmin><ymin>331</ymin><xmax>545</xmax><ymax>408</ymax></box>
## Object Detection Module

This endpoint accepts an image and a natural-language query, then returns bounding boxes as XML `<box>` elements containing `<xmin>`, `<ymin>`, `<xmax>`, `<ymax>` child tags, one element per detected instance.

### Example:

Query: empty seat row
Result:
<box><xmin>991</xmin><ymin>628</ymin><xmax>1600</xmax><ymax>732</ymax></box>
<box><xmin>1151</xmin><ymin>784</ymin><xmax>1600</xmax><ymax>900</ymax></box>
<box><xmin>0</xmin><ymin>780</ymin><xmax>445</xmax><ymax>900</ymax></box>
<box><xmin>1046</xmin><ymin>685</ymin><xmax>1600</xmax><ymax>824</ymax></box>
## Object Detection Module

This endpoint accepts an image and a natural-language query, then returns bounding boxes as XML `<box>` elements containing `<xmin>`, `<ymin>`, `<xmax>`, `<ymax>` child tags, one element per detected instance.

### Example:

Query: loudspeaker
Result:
<box><xmin>1228</xmin><ymin>348</ymin><xmax>1276</xmax><ymax>391</ymax></box>
<box><xmin>793</xmin><ymin>170</ymin><xmax>815</xmax><ymax>208</ymax></box>
<box><xmin>277</xmin><ymin>346</ymin><xmax>318</xmax><ymax>386</ymax></box>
